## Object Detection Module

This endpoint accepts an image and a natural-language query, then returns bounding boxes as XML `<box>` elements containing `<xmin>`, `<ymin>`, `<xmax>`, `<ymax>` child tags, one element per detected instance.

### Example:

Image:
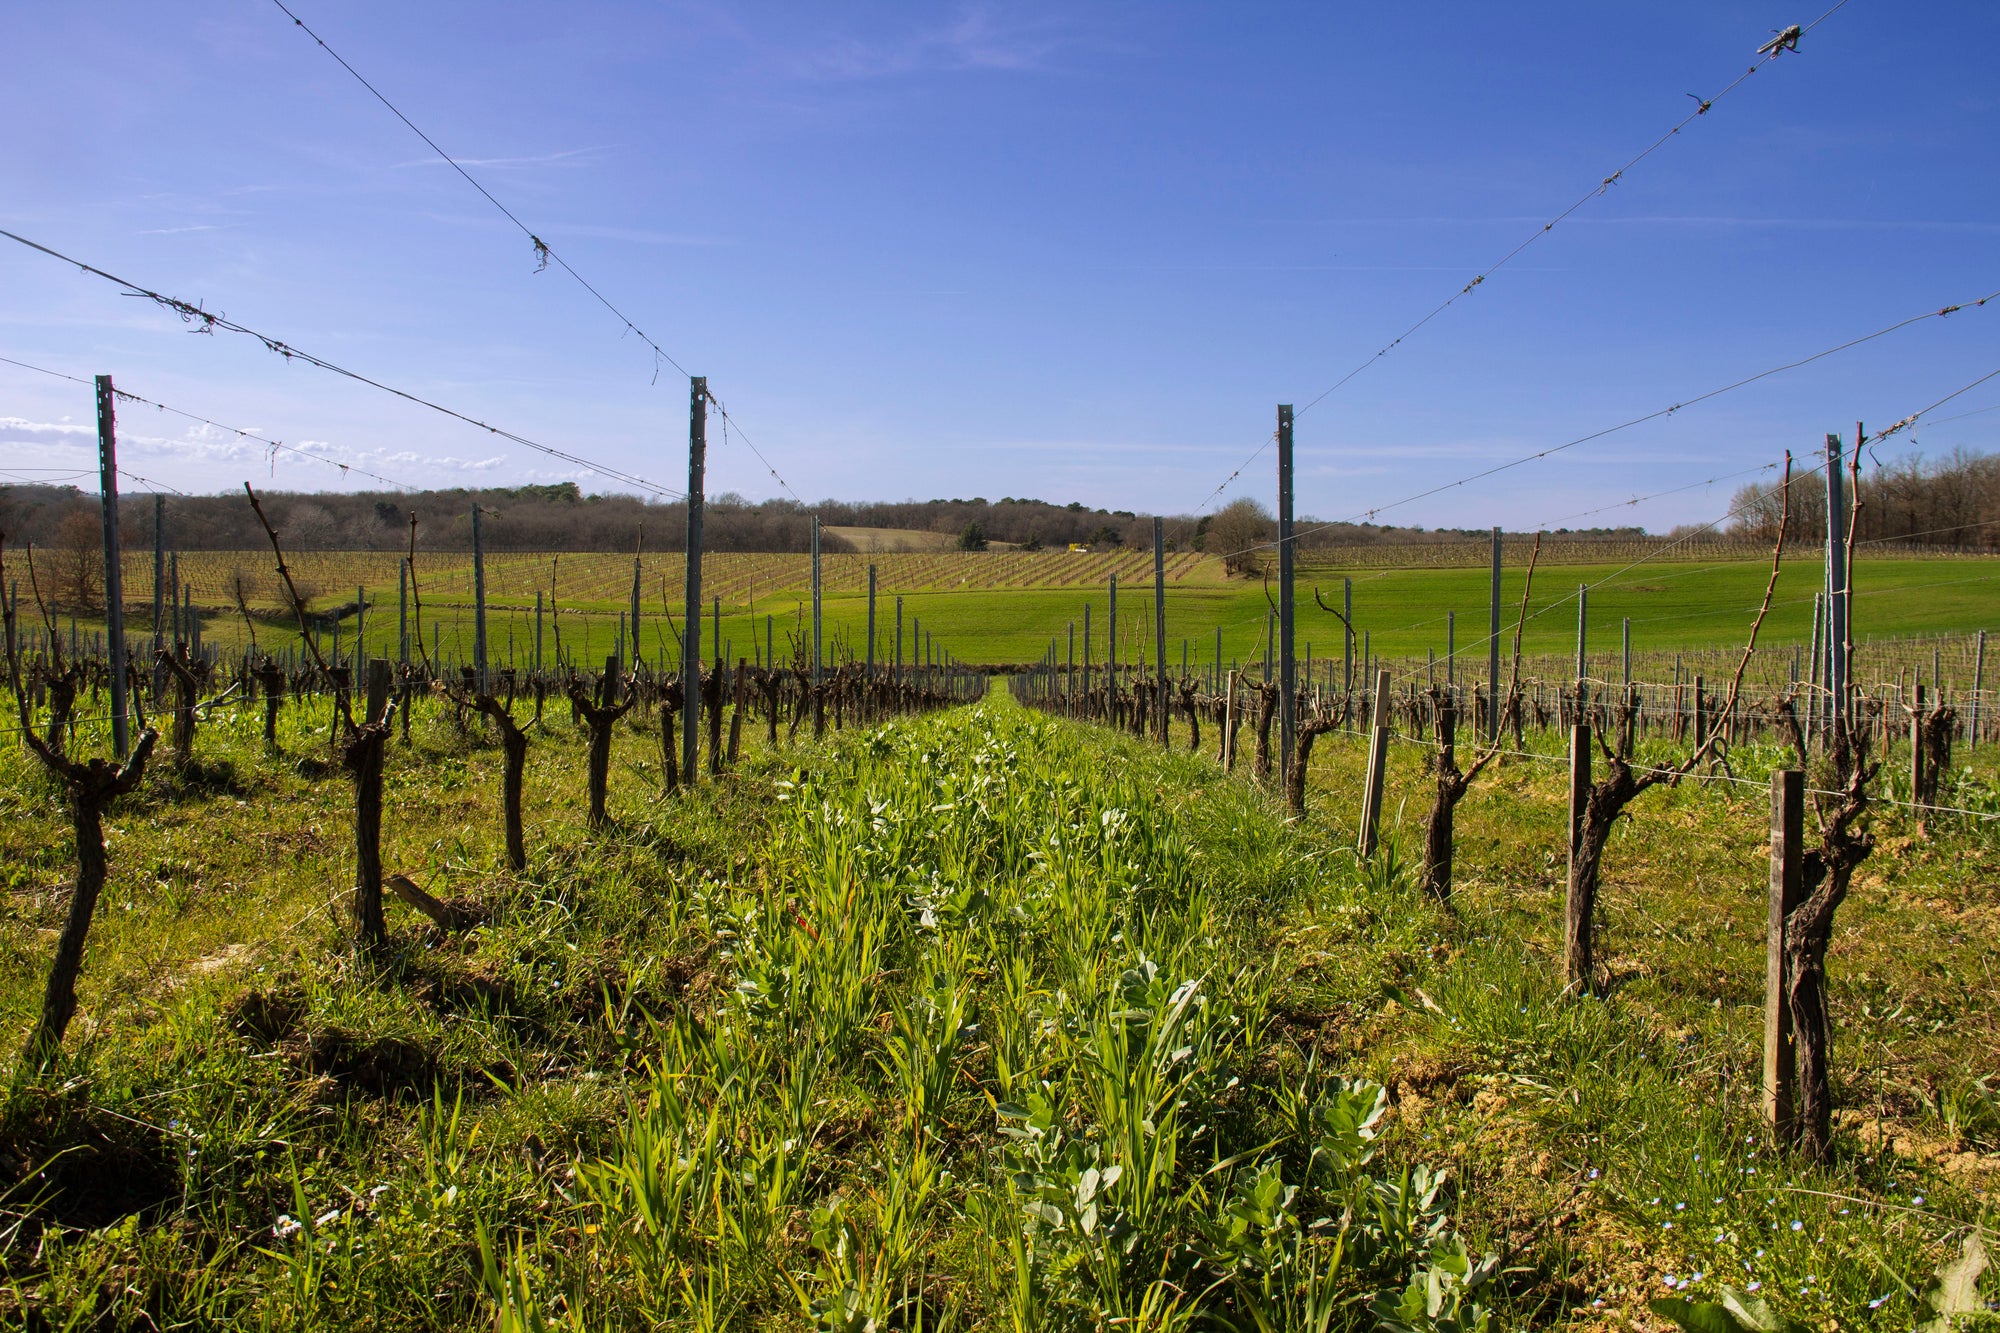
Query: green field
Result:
<box><xmin>101</xmin><ymin>552</ymin><xmax>2000</xmax><ymax>682</ymax></box>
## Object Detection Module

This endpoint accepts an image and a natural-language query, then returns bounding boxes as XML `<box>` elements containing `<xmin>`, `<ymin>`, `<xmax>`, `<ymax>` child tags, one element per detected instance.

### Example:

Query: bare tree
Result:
<box><xmin>1205</xmin><ymin>498</ymin><xmax>1273</xmax><ymax>577</ymax></box>
<box><xmin>3</xmin><ymin>534</ymin><xmax>159</xmax><ymax>1067</ymax></box>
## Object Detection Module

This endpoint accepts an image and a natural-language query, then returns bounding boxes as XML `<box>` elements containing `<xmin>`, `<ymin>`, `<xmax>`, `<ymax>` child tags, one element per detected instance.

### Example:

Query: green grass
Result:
<box><xmin>0</xmin><ymin>682</ymin><xmax>1994</xmax><ymax>1329</ymax></box>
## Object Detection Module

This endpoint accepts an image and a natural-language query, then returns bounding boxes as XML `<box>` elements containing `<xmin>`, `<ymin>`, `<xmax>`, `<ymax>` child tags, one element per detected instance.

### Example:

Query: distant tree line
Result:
<box><xmin>1730</xmin><ymin>448</ymin><xmax>2000</xmax><ymax>550</ymax></box>
<box><xmin>0</xmin><ymin>480</ymin><xmax>1646</xmax><ymax>579</ymax></box>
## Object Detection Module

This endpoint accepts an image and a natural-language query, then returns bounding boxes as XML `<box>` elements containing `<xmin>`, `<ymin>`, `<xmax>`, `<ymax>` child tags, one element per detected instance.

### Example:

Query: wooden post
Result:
<box><xmin>95</xmin><ymin>375</ymin><xmax>130</xmax><ymax>756</ymax></box>
<box><xmin>1564</xmin><ymin>721</ymin><xmax>1592</xmax><ymax>989</ymax></box>
<box><xmin>683</xmin><ymin>377</ymin><xmax>706</xmax><ymax>783</ymax></box>
<box><xmin>534</xmin><ymin>590</ymin><xmax>543</xmax><ymax>675</ymax></box>
<box><xmin>1621</xmin><ymin>616</ymin><xmax>1631</xmax><ymax>688</ymax></box>
<box><xmin>1765</xmin><ymin>768</ymin><xmax>1804</xmax><ymax>1139</ymax></box>
<box><xmin>398</xmin><ymin>558</ymin><xmax>410</xmax><ymax>665</ymax></box>
<box><xmin>1276</xmin><ymin>404</ymin><xmax>1296</xmax><ymax>777</ymax></box>
<box><xmin>1083</xmin><ymin>601</ymin><xmax>1092</xmax><ymax>700</ymax></box>
<box><xmin>1446</xmin><ymin>610</ymin><xmax>1455</xmax><ymax>693</ymax></box>
<box><xmin>1153</xmin><ymin>516</ymin><xmax>1169</xmax><ymax>744</ymax></box>
<box><xmin>895</xmin><ymin>597</ymin><xmax>904</xmax><ymax>680</ymax></box>
<box><xmin>469</xmin><ymin>501</ymin><xmax>489</xmax><ymax>692</ymax></box>
<box><xmin>1488</xmin><ymin>526</ymin><xmax>1502</xmax><ymax>745</ymax></box>
<box><xmin>866</xmin><ymin>564</ymin><xmax>877</xmax><ymax>685</ymax></box>
<box><xmin>1357</xmin><ymin>668</ymin><xmax>1392</xmax><ymax>857</ymax></box>
<box><xmin>355</xmin><ymin>584</ymin><xmax>367</xmax><ymax>677</ymax></box>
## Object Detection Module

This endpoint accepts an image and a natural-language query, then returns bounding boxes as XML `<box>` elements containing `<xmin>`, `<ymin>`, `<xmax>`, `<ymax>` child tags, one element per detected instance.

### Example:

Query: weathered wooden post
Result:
<box><xmin>683</xmin><ymin>377</ymin><xmax>707</xmax><ymax>783</ymax></box>
<box><xmin>1764</xmin><ymin>767</ymin><xmax>1804</xmax><ymax>1140</ymax></box>
<box><xmin>351</xmin><ymin>657</ymin><xmax>395</xmax><ymax>948</ymax></box>
<box><xmin>1563</xmin><ymin>719</ymin><xmax>1592</xmax><ymax>992</ymax></box>
<box><xmin>1357</xmin><ymin>668</ymin><xmax>1393</xmax><ymax>857</ymax></box>
<box><xmin>95</xmin><ymin>375</ymin><xmax>130</xmax><ymax>756</ymax></box>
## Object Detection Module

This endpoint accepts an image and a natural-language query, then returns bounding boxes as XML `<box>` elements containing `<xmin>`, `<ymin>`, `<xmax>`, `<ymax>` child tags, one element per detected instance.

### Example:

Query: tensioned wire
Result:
<box><xmin>1190</xmin><ymin>0</ymin><xmax>1858</xmax><ymax>516</ymax></box>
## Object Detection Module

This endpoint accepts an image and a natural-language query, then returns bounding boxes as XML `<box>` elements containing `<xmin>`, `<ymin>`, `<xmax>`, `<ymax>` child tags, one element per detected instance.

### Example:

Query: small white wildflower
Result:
<box><xmin>1746</xmin><ymin>1282</ymin><xmax>1762</xmax><ymax>1292</ymax></box>
<box><xmin>273</xmin><ymin>1214</ymin><xmax>302</xmax><ymax>1240</ymax></box>
<box><xmin>1790</xmin><ymin>1220</ymin><xmax>1803</xmax><ymax>1231</ymax></box>
<box><xmin>315</xmin><ymin>1208</ymin><xmax>340</xmax><ymax>1228</ymax></box>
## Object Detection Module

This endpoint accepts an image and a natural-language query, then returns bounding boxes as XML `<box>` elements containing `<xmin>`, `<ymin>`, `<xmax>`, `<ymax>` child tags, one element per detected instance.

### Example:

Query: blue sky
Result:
<box><xmin>4</xmin><ymin>1</ymin><xmax>1998</xmax><ymax>531</ymax></box>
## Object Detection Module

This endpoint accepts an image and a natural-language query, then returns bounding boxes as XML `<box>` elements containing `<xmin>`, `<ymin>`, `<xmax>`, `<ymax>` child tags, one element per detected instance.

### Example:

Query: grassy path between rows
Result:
<box><xmin>0</xmin><ymin>686</ymin><xmax>1992</xmax><ymax>1329</ymax></box>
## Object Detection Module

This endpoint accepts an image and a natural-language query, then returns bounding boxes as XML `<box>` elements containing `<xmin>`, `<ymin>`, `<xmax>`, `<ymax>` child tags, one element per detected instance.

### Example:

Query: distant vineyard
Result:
<box><xmin>127</xmin><ymin>547</ymin><xmax>1216</xmax><ymax>614</ymax></box>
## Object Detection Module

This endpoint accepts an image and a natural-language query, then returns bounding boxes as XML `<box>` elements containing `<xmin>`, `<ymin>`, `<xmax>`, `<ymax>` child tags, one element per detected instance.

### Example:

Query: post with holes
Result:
<box><xmin>1910</xmin><ymin>681</ymin><xmax>1926</xmax><ymax>810</ymax></box>
<box><xmin>1765</xmin><ymin>768</ymin><xmax>1804</xmax><ymax>1139</ymax></box>
<box><xmin>1575</xmin><ymin>584</ymin><xmax>1587</xmax><ymax>708</ymax></box>
<box><xmin>1972</xmin><ymin>630</ymin><xmax>1987</xmax><ymax>752</ymax></box>
<box><xmin>151</xmin><ymin>494</ymin><xmax>166</xmax><ymax>697</ymax></box>
<box><xmin>1824</xmin><ymin>433</ymin><xmax>1849</xmax><ymax>734</ymax></box>
<box><xmin>95</xmin><ymin>375</ymin><xmax>130</xmax><ymax>756</ymax></box>
<box><xmin>1446</xmin><ymin>610</ymin><xmax>1456</xmax><ymax>693</ymax></box>
<box><xmin>1277</xmin><ymin>405</ymin><xmax>1296</xmax><ymax>779</ymax></box>
<box><xmin>471</xmin><ymin>501</ymin><xmax>489</xmax><ymax>693</ymax></box>
<box><xmin>1153</xmin><ymin>516</ymin><xmax>1169</xmax><ymax>744</ymax></box>
<box><xmin>1488</xmin><ymin>526</ymin><xmax>1502</xmax><ymax>745</ymax></box>
<box><xmin>1357</xmin><ymin>668</ymin><xmax>1393</xmax><ymax>856</ymax></box>
<box><xmin>683</xmin><ymin>377</ymin><xmax>706</xmax><ymax>784</ymax></box>
<box><xmin>1563</xmin><ymin>719</ymin><xmax>1592</xmax><ymax>989</ymax></box>
<box><xmin>811</xmin><ymin>517</ymin><xmax>823</xmax><ymax>687</ymax></box>
<box><xmin>1108</xmin><ymin>574</ymin><xmax>1119</xmax><ymax>715</ymax></box>
<box><xmin>1222</xmin><ymin>668</ymin><xmax>1239</xmax><ymax>771</ymax></box>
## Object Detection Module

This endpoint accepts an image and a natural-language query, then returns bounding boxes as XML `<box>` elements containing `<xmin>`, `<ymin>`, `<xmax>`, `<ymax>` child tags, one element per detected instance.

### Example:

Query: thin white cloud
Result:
<box><xmin>136</xmin><ymin>224</ymin><xmax>227</xmax><ymax>235</ymax></box>
<box><xmin>394</xmin><ymin>146</ymin><xmax>610</xmax><ymax>170</ymax></box>
<box><xmin>799</xmin><ymin>5</ymin><xmax>1067</xmax><ymax>80</ymax></box>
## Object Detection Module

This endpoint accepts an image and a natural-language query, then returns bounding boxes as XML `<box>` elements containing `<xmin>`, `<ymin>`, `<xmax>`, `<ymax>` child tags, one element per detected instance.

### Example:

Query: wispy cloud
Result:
<box><xmin>414</xmin><ymin>213</ymin><xmax>728</xmax><ymax>247</ymax></box>
<box><xmin>1268</xmin><ymin>215</ymin><xmax>2000</xmax><ymax>234</ymax></box>
<box><xmin>394</xmin><ymin>146</ymin><xmax>609</xmax><ymax>171</ymax></box>
<box><xmin>798</xmin><ymin>5</ymin><xmax>1068</xmax><ymax>80</ymax></box>
<box><xmin>136</xmin><ymin>224</ymin><xmax>228</xmax><ymax>236</ymax></box>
